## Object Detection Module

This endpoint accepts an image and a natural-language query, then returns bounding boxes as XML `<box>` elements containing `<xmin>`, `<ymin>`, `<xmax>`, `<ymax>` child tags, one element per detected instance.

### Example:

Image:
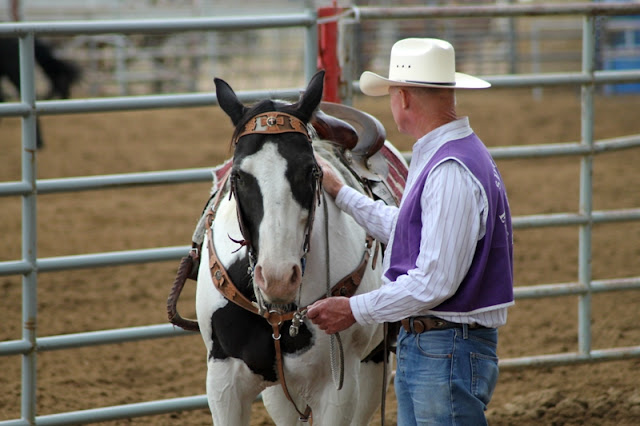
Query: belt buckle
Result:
<box><xmin>412</xmin><ymin>317</ymin><xmax>425</xmax><ymax>333</ymax></box>
<box><xmin>408</xmin><ymin>317</ymin><xmax>415</xmax><ymax>333</ymax></box>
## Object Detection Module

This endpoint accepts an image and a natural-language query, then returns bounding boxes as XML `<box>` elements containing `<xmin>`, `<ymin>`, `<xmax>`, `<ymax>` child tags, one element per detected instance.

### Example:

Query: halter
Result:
<box><xmin>229</xmin><ymin>111</ymin><xmax>323</xmax><ymax>282</ymax></box>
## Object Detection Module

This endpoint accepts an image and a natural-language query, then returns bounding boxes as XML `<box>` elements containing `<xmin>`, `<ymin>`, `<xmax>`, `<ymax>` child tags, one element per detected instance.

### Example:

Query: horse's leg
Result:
<box><xmin>262</xmin><ymin>356</ymin><xmax>361</xmax><ymax>426</ymax></box>
<box><xmin>35</xmin><ymin>117</ymin><xmax>44</xmax><ymax>149</ymax></box>
<box><xmin>261</xmin><ymin>385</ymin><xmax>304</xmax><ymax>426</ymax></box>
<box><xmin>197</xmin><ymin>240</ymin><xmax>265</xmax><ymax>425</ymax></box>
<box><xmin>205</xmin><ymin>358</ymin><xmax>264</xmax><ymax>426</ymax></box>
<box><xmin>352</xmin><ymin>357</ymin><xmax>389</xmax><ymax>425</ymax></box>
<box><xmin>34</xmin><ymin>38</ymin><xmax>80</xmax><ymax>100</ymax></box>
<box><xmin>262</xmin><ymin>382</ymin><xmax>360</xmax><ymax>426</ymax></box>
<box><xmin>2</xmin><ymin>58</ymin><xmax>44</xmax><ymax>149</ymax></box>
<box><xmin>307</xmin><ymin>357</ymin><xmax>361</xmax><ymax>426</ymax></box>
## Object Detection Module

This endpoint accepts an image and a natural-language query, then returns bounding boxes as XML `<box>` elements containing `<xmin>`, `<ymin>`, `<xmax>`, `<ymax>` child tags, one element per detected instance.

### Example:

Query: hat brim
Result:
<box><xmin>359</xmin><ymin>71</ymin><xmax>491</xmax><ymax>96</ymax></box>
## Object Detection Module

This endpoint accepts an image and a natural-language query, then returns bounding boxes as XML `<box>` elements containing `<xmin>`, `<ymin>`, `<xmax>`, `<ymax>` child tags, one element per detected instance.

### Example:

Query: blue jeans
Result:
<box><xmin>394</xmin><ymin>325</ymin><xmax>499</xmax><ymax>426</ymax></box>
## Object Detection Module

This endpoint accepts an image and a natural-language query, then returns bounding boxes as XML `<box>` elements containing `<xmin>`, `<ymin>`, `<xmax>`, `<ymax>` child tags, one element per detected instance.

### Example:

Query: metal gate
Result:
<box><xmin>1</xmin><ymin>3</ymin><xmax>640</xmax><ymax>425</ymax></box>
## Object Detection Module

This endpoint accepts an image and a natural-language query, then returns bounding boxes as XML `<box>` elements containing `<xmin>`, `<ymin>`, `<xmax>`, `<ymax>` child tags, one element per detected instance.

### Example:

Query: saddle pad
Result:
<box><xmin>378</xmin><ymin>142</ymin><xmax>408</xmax><ymax>206</ymax></box>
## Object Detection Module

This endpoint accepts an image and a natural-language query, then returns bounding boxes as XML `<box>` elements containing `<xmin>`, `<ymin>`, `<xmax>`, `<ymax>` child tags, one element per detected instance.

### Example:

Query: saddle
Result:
<box><xmin>312</xmin><ymin>102</ymin><xmax>406</xmax><ymax>206</ymax></box>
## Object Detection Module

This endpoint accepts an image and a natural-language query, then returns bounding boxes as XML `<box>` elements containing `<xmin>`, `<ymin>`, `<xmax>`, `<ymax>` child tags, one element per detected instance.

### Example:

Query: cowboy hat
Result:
<box><xmin>359</xmin><ymin>38</ymin><xmax>490</xmax><ymax>96</ymax></box>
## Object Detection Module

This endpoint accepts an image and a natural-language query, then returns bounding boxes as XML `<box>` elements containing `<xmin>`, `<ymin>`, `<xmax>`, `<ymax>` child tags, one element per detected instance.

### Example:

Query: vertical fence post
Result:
<box><xmin>317</xmin><ymin>3</ymin><xmax>341</xmax><ymax>102</ymax></box>
<box><xmin>19</xmin><ymin>32</ymin><xmax>38</xmax><ymax>423</ymax></box>
<box><xmin>338</xmin><ymin>14</ymin><xmax>355</xmax><ymax>105</ymax></box>
<box><xmin>578</xmin><ymin>15</ymin><xmax>595</xmax><ymax>356</ymax></box>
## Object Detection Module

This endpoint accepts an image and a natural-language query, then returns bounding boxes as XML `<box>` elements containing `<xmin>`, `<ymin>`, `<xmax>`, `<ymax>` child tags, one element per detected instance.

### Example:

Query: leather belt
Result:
<box><xmin>401</xmin><ymin>316</ymin><xmax>488</xmax><ymax>334</ymax></box>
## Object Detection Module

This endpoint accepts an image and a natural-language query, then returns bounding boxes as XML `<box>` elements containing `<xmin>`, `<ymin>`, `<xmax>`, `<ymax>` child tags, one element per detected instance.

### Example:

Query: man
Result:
<box><xmin>307</xmin><ymin>38</ymin><xmax>514</xmax><ymax>425</ymax></box>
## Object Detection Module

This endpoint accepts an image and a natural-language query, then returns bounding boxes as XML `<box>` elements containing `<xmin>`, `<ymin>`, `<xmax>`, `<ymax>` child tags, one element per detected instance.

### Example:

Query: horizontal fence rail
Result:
<box><xmin>1</xmin><ymin>2</ymin><xmax>640</xmax><ymax>425</ymax></box>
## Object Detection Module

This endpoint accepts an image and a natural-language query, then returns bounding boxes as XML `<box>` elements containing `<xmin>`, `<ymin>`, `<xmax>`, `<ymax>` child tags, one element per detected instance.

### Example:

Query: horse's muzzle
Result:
<box><xmin>254</xmin><ymin>263</ymin><xmax>302</xmax><ymax>304</ymax></box>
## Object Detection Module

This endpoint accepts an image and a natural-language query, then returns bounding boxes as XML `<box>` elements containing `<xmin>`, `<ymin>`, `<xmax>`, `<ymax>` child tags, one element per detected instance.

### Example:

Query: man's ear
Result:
<box><xmin>399</xmin><ymin>88</ymin><xmax>410</xmax><ymax>109</ymax></box>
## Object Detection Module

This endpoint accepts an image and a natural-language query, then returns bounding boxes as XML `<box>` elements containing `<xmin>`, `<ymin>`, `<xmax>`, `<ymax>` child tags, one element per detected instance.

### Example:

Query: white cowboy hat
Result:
<box><xmin>359</xmin><ymin>38</ymin><xmax>490</xmax><ymax>96</ymax></box>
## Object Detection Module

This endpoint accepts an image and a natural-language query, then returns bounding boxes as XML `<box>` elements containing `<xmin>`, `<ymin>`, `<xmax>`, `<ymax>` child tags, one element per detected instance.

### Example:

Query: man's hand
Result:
<box><xmin>307</xmin><ymin>296</ymin><xmax>356</xmax><ymax>335</ymax></box>
<box><xmin>315</xmin><ymin>154</ymin><xmax>344</xmax><ymax>199</ymax></box>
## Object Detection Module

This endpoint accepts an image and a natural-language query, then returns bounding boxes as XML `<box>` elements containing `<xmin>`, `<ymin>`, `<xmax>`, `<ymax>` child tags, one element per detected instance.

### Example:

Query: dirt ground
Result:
<box><xmin>1</xmin><ymin>87</ymin><xmax>640</xmax><ymax>425</ymax></box>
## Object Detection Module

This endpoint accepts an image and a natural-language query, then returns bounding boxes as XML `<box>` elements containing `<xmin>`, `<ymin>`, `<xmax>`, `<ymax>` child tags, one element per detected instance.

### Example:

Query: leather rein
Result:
<box><xmin>207</xmin><ymin>111</ymin><xmax>377</xmax><ymax>422</ymax></box>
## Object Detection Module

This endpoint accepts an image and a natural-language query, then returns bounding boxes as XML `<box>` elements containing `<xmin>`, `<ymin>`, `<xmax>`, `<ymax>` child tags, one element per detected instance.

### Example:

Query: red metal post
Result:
<box><xmin>11</xmin><ymin>0</ymin><xmax>22</xmax><ymax>21</ymax></box>
<box><xmin>317</xmin><ymin>3</ymin><xmax>342</xmax><ymax>103</ymax></box>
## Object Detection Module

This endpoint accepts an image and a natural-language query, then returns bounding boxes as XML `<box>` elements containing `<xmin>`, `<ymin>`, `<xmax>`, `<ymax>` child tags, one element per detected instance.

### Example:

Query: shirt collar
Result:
<box><xmin>412</xmin><ymin>117</ymin><xmax>473</xmax><ymax>163</ymax></box>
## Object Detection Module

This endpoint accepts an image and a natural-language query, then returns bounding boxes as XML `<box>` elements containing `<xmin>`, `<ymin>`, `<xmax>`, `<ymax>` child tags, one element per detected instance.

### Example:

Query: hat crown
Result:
<box><xmin>387</xmin><ymin>38</ymin><xmax>455</xmax><ymax>85</ymax></box>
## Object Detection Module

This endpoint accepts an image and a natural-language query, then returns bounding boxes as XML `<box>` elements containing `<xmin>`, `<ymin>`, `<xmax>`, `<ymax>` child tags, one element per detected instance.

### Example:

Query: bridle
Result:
<box><xmin>203</xmin><ymin>110</ymin><xmax>377</xmax><ymax>422</ymax></box>
<box><xmin>229</xmin><ymin>111</ymin><xmax>323</xmax><ymax>283</ymax></box>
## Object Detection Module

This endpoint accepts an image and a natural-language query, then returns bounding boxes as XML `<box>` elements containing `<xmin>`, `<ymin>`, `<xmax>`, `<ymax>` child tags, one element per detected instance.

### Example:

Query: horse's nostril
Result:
<box><xmin>254</xmin><ymin>265</ymin><xmax>265</xmax><ymax>288</ymax></box>
<box><xmin>290</xmin><ymin>265</ymin><xmax>302</xmax><ymax>286</ymax></box>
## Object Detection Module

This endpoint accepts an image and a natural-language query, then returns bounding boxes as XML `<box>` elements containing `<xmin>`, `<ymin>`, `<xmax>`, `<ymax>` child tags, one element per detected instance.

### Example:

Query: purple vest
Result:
<box><xmin>384</xmin><ymin>133</ymin><xmax>514</xmax><ymax>313</ymax></box>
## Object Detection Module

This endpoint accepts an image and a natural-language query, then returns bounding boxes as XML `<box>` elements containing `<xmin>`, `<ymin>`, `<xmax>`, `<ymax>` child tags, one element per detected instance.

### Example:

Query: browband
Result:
<box><xmin>233</xmin><ymin>112</ymin><xmax>310</xmax><ymax>145</ymax></box>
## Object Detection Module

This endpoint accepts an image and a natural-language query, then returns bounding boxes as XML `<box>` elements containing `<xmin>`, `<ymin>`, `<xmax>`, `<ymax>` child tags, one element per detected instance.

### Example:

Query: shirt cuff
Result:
<box><xmin>349</xmin><ymin>293</ymin><xmax>377</xmax><ymax>325</ymax></box>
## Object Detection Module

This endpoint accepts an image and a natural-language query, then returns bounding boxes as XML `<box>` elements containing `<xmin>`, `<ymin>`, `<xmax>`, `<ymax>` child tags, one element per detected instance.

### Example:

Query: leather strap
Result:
<box><xmin>401</xmin><ymin>316</ymin><xmax>488</xmax><ymax>333</ymax></box>
<box><xmin>166</xmin><ymin>249</ymin><xmax>200</xmax><ymax>331</ymax></box>
<box><xmin>330</xmin><ymin>235</ymin><xmax>374</xmax><ymax>297</ymax></box>
<box><xmin>233</xmin><ymin>112</ymin><xmax>309</xmax><ymax>145</ymax></box>
<box><xmin>271</xmin><ymin>320</ymin><xmax>313</xmax><ymax>422</ymax></box>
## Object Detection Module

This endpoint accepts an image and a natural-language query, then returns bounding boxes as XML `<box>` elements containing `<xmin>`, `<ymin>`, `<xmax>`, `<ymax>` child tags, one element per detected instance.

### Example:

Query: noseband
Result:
<box><xmin>230</xmin><ymin>111</ymin><xmax>323</xmax><ymax>275</ymax></box>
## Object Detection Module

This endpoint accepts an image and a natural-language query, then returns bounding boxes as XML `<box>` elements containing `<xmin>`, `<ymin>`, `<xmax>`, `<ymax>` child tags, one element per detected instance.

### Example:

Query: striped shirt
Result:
<box><xmin>337</xmin><ymin>117</ymin><xmax>511</xmax><ymax>328</ymax></box>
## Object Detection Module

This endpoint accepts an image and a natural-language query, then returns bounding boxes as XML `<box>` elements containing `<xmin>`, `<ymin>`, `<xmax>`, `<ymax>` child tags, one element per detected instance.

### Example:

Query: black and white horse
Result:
<box><xmin>194</xmin><ymin>71</ymin><xmax>389</xmax><ymax>425</ymax></box>
<box><xmin>0</xmin><ymin>37</ymin><xmax>81</xmax><ymax>148</ymax></box>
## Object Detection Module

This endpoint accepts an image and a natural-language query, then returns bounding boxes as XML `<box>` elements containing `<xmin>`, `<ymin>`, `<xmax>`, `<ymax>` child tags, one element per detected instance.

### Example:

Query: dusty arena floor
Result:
<box><xmin>1</xmin><ymin>88</ymin><xmax>640</xmax><ymax>425</ymax></box>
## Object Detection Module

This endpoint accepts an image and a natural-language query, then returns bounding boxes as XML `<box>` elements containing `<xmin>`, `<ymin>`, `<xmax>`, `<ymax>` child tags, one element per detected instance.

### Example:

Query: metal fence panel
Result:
<box><xmin>1</xmin><ymin>3</ymin><xmax>640</xmax><ymax>424</ymax></box>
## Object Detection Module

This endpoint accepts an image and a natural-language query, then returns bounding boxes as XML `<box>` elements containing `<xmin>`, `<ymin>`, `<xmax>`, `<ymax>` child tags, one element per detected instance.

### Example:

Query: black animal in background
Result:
<box><xmin>0</xmin><ymin>37</ymin><xmax>81</xmax><ymax>149</ymax></box>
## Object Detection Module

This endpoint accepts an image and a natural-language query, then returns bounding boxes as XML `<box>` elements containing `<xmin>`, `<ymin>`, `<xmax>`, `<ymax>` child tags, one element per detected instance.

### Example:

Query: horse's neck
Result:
<box><xmin>298</xmin><ymin>173</ymin><xmax>368</xmax><ymax>306</ymax></box>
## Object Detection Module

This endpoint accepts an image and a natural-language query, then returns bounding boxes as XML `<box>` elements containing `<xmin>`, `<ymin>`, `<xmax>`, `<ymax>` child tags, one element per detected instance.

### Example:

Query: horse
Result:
<box><xmin>0</xmin><ymin>37</ymin><xmax>81</xmax><ymax>149</ymax></box>
<box><xmin>182</xmin><ymin>70</ymin><xmax>398</xmax><ymax>425</ymax></box>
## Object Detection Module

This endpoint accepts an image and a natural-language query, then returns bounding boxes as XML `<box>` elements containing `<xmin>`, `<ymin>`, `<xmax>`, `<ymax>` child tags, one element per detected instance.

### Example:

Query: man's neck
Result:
<box><xmin>411</xmin><ymin>109</ymin><xmax>457</xmax><ymax>139</ymax></box>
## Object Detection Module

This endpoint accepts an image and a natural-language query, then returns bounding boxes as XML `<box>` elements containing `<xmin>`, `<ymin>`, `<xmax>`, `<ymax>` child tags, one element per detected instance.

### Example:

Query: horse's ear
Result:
<box><xmin>294</xmin><ymin>70</ymin><xmax>325</xmax><ymax>122</ymax></box>
<box><xmin>214</xmin><ymin>77</ymin><xmax>248</xmax><ymax>126</ymax></box>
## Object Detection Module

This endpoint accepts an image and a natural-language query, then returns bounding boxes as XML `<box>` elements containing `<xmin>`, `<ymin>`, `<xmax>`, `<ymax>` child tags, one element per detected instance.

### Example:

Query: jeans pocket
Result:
<box><xmin>416</xmin><ymin>331</ymin><xmax>454</xmax><ymax>358</ymax></box>
<box><xmin>470</xmin><ymin>352</ymin><xmax>499</xmax><ymax>407</ymax></box>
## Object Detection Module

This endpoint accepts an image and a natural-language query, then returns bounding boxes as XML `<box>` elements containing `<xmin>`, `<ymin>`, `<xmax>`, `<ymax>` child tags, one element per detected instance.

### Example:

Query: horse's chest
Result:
<box><xmin>209</xmin><ymin>305</ymin><xmax>314</xmax><ymax>382</ymax></box>
<box><xmin>206</xmin><ymin>256</ymin><xmax>315</xmax><ymax>382</ymax></box>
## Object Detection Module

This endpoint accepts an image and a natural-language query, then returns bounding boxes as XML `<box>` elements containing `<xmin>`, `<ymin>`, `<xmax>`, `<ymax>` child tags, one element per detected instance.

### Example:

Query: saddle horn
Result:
<box><xmin>312</xmin><ymin>102</ymin><xmax>386</xmax><ymax>157</ymax></box>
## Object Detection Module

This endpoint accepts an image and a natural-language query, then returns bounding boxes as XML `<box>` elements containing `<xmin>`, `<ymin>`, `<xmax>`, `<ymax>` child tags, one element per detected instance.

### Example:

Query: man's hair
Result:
<box><xmin>402</xmin><ymin>86</ymin><xmax>457</xmax><ymax>106</ymax></box>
